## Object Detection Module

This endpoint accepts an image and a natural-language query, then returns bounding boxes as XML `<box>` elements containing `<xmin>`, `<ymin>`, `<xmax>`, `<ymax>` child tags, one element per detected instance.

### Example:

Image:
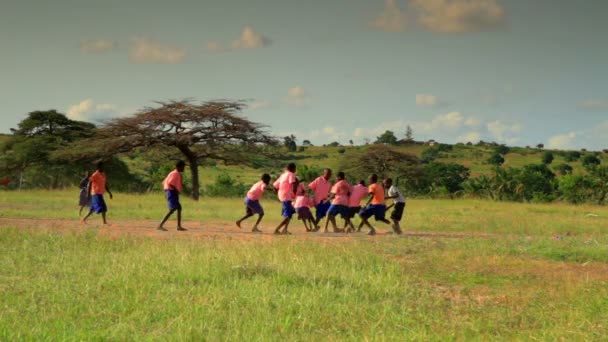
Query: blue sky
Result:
<box><xmin>1</xmin><ymin>0</ymin><xmax>607</xmax><ymax>150</ymax></box>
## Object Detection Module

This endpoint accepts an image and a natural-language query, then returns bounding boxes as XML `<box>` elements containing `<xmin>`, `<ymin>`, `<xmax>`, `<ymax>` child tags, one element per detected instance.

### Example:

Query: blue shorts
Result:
<box><xmin>166</xmin><ymin>190</ymin><xmax>182</xmax><ymax>210</ymax></box>
<box><xmin>315</xmin><ymin>200</ymin><xmax>331</xmax><ymax>219</ymax></box>
<box><xmin>245</xmin><ymin>197</ymin><xmax>264</xmax><ymax>215</ymax></box>
<box><xmin>359</xmin><ymin>204</ymin><xmax>387</xmax><ymax>221</ymax></box>
<box><xmin>282</xmin><ymin>201</ymin><xmax>295</xmax><ymax>219</ymax></box>
<box><xmin>91</xmin><ymin>194</ymin><xmax>107</xmax><ymax>214</ymax></box>
<box><xmin>327</xmin><ymin>204</ymin><xmax>350</xmax><ymax>219</ymax></box>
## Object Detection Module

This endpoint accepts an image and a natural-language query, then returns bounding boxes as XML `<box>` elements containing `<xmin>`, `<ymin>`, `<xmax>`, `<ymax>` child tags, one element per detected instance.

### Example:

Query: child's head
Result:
<box><xmin>287</xmin><ymin>163</ymin><xmax>296</xmax><ymax>173</ymax></box>
<box><xmin>359</xmin><ymin>179</ymin><xmax>366</xmax><ymax>186</ymax></box>
<box><xmin>176</xmin><ymin>160</ymin><xmax>186</xmax><ymax>172</ymax></box>
<box><xmin>336</xmin><ymin>171</ymin><xmax>345</xmax><ymax>180</ymax></box>
<box><xmin>261</xmin><ymin>173</ymin><xmax>271</xmax><ymax>184</ymax></box>
<box><xmin>369</xmin><ymin>174</ymin><xmax>378</xmax><ymax>184</ymax></box>
<box><xmin>323</xmin><ymin>168</ymin><xmax>332</xmax><ymax>180</ymax></box>
<box><xmin>96</xmin><ymin>161</ymin><xmax>104</xmax><ymax>172</ymax></box>
<box><xmin>384</xmin><ymin>178</ymin><xmax>393</xmax><ymax>188</ymax></box>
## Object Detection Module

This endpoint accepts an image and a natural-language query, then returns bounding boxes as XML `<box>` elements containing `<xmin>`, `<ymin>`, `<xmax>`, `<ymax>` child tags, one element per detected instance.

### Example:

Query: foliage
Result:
<box><xmin>487</xmin><ymin>153</ymin><xmax>505</xmax><ymax>166</ymax></box>
<box><xmin>582</xmin><ymin>155</ymin><xmax>601</xmax><ymax>169</ymax></box>
<box><xmin>204</xmin><ymin>174</ymin><xmax>248</xmax><ymax>197</ymax></box>
<box><xmin>283</xmin><ymin>135</ymin><xmax>297</xmax><ymax>152</ymax></box>
<box><xmin>541</xmin><ymin>151</ymin><xmax>554</xmax><ymax>164</ymax></box>
<box><xmin>327</xmin><ymin>141</ymin><xmax>340</xmax><ymax>147</ymax></box>
<box><xmin>554</xmin><ymin>163</ymin><xmax>573</xmax><ymax>175</ymax></box>
<box><xmin>419</xmin><ymin>162</ymin><xmax>470</xmax><ymax>194</ymax></box>
<box><xmin>494</xmin><ymin>145</ymin><xmax>510</xmax><ymax>155</ymax></box>
<box><xmin>296</xmin><ymin>165</ymin><xmax>324</xmax><ymax>183</ymax></box>
<box><xmin>563</xmin><ymin>151</ymin><xmax>581</xmax><ymax>162</ymax></box>
<box><xmin>374</xmin><ymin>130</ymin><xmax>398</xmax><ymax>145</ymax></box>
<box><xmin>558</xmin><ymin>174</ymin><xmax>594</xmax><ymax>204</ymax></box>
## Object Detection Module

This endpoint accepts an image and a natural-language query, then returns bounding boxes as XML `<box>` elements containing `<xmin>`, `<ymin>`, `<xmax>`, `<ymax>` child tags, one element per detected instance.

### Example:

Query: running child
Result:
<box><xmin>81</xmin><ymin>162</ymin><xmax>113</xmax><ymax>225</ymax></box>
<box><xmin>294</xmin><ymin>179</ymin><xmax>315</xmax><ymax>232</ymax></box>
<box><xmin>324</xmin><ymin>171</ymin><xmax>351</xmax><ymax>233</ymax></box>
<box><xmin>358</xmin><ymin>174</ymin><xmax>391</xmax><ymax>236</ymax></box>
<box><xmin>384</xmin><ymin>178</ymin><xmax>405</xmax><ymax>235</ymax></box>
<box><xmin>344</xmin><ymin>179</ymin><xmax>367</xmax><ymax>233</ymax></box>
<box><xmin>158</xmin><ymin>160</ymin><xmax>187</xmax><ymax>231</ymax></box>
<box><xmin>308</xmin><ymin>168</ymin><xmax>332</xmax><ymax>230</ymax></box>
<box><xmin>78</xmin><ymin>171</ymin><xmax>91</xmax><ymax>216</ymax></box>
<box><xmin>273</xmin><ymin>163</ymin><xmax>297</xmax><ymax>235</ymax></box>
<box><xmin>236</xmin><ymin>173</ymin><xmax>272</xmax><ymax>233</ymax></box>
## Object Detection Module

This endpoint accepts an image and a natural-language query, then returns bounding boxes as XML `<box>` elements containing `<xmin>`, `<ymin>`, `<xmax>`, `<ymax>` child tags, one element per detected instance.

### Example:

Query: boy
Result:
<box><xmin>78</xmin><ymin>171</ymin><xmax>91</xmax><ymax>216</ymax></box>
<box><xmin>158</xmin><ymin>160</ymin><xmax>187</xmax><ymax>231</ymax></box>
<box><xmin>236</xmin><ymin>173</ymin><xmax>272</xmax><ymax>232</ymax></box>
<box><xmin>81</xmin><ymin>162</ymin><xmax>113</xmax><ymax>225</ymax></box>
<box><xmin>344</xmin><ymin>180</ymin><xmax>367</xmax><ymax>233</ymax></box>
<box><xmin>384</xmin><ymin>178</ymin><xmax>405</xmax><ymax>235</ymax></box>
<box><xmin>324</xmin><ymin>171</ymin><xmax>351</xmax><ymax>233</ymax></box>
<box><xmin>308</xmin><ymin>168</ymin><xmax>332</xmax><ymax>229</ymax></box>
<box><xmin>294</xmin><ymin>179</ymin><xmax>315</xmax><ymax>232</ymax></box>
<box><xmin>273</xmin><ymin>163</ymin><xmax>297</xmax><ymax>235</ymax></box>
<box><xmin>358</xmin><ymin>174</ymin><xmax>391</xmax><ymax>236</ymax></box>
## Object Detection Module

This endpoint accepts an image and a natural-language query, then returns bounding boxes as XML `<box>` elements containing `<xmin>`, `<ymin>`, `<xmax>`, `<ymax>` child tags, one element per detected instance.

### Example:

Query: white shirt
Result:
<box><xmin>388</xmin><ymin>185</ymin><xmax>405</xmax><ymax>203</ymax></box>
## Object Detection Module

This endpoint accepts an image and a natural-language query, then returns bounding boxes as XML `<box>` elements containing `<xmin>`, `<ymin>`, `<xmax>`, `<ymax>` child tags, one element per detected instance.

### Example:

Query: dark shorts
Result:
<box><xmin>245</xmin><ymin>197</ymin><xmax>264</xmax><ymax>215</ymax></box>
<box><xmin>315</xmin><ymin>200</ymin><xmax>331</xmax><ymax>219</ymax></box>
<box><xmin>328</xmin><ymin>204</ymin><xmax>350</xmax><ymax>219</ymax></box>
<box><xmin>360</xmin><ymin>204</ymin><xmax>387</xmax><ymax>221</ymax></box>
<box><xmin>391</xmin><ymin>202</ymin><xmax>406</xmax><ymax>221</ymax></box>
<box><xmin>166</xmin><ymin>190</ymin><xmax>182</xmax><ymax>210</ymax></box>
<box><xmin>296</xmin><ymin>207</ymin><xmax>313</xmax><ymax>220</ymax></box>
<box><xmin>79</xmin><ymin>189</ymin><xmax>90</xmax><ymax>207</ymax></box>
<box><xmin>282</xmin><ymin>201</ymin><xmax>295</xmax><ymax>219</ymax></box>
<box><xmin>91</xmin><ymin>194</ymin><xmax>107</xmax><ymax>214</ymax></box>
<box><xmin>348</xmin><ymin>206</ymin><xmax>361</xmax><ymax>219</ymax></box>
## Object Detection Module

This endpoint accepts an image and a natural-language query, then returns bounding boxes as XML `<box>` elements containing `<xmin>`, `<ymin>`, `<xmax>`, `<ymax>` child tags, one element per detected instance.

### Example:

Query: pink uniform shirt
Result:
<box><xmin>275</xmin><ymin>171</ymin><xmax>296</xmax><ymax>201</ymax></box>
<box><xmin>163</xmin><ymin>169</ymin><xmax>183</xmax><ymax>192</ymax></box>
<box><xmin>294</xmin><ymin>195</ymin><xmax>308</xmax><ymax>208</ymax></box>
<box><xmin>247</xmin><ymin>180</ymin><xmax>267</xmax><ymax>201</ymax></box>
<box><xmin>308</xmin><ymin>176</ymin><xmax>332</xmax><ymax>204</ymax></box>
<box><xmin>331</xmin><ymin>180</ymin><xmax>351</xmax><ymax>206</ymax></box>
<box><xmin>349</xmin><ymin>184</ymin><xmax>368</xmax><ymax>207</ymax></box>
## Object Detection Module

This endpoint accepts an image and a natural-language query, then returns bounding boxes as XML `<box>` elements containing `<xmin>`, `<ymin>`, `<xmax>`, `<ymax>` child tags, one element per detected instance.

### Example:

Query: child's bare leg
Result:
<box><xmin>392</xmin><ymin>219</ymin><xmax>402</xmax><ymax>234</ymax></box>
<box><xmin>324</xmin><ymin>216</ymin><xmax>331</xmax><ymax>233</ymax></box>
<box><xmin>81</xmin><ymin>209</ymin><xmax>94</xmax><ymax>224</ymax></box>
<box><xmin>281</xmin><ymin>219</ymin><xmax>292</xmax><ymax>234</ymax></box>
<box><xmin>274</xmin><ymin>218</ymin><xmax>288</xmax><ymax>234</ymax></box>
<box><xmin>101</xmin><ymin>212</ymin><xmax>108</xmax><ymax>225</ymax></box>
<box><xmin>177</xmin><ymin>209</ymin><xmax>187</xmax><ymax>231</ymax></box>
<box><xmin>302</xmin><ymin>219</ymin><xmax>310</xmax><ymax>232</ymax></box>
<box><xmin>79</xmin><ymin>206</ymin><xmax>85</xmax><ymax>216</ymax></box>
<box><xmin>252</xmin><ymin>214</ymin><xmax>264</xmax><ymax>232</ymax></box>
<box><xmin>236</xmin><ymin>213</ymin><xmax>254</xmax><ymax>229</ymax></box>
<box><xmin>158</xmin><ymin>209</ymin><xmax>176</xmax><ymax>230</ymax></box>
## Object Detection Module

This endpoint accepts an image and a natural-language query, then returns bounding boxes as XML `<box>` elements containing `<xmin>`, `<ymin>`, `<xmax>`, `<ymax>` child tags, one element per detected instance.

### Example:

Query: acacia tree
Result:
<box><xmin>69</xmin><ymin>100</ymin><xmax>276</xmax><ymax>200</ymax></box>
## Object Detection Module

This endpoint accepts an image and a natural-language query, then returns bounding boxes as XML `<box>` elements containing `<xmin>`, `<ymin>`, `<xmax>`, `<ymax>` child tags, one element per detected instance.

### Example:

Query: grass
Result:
<box><xmin>1</xmin><ymin>190</ymin><xmax>608</xmax><ymax>340</ymax></box>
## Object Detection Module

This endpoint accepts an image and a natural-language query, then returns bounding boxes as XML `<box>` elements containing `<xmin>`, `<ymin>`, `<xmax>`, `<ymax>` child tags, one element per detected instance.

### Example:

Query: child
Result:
<box><xmin>384</xmin><ymin>178</ymin><xmax>405</xmax><ymax>235</ymax></box>
<box><xmin>294</xmin><ymin>179</ymin><xmax>315</xmax><ymax>232</ymax></box>
<box><xmin>344</xmin><ymin>180</ymin><xmax>367</xmax><ymax>233</ymax></box>
<box><xmin>324</xmin><ymin>171</ymin><xmax>351</xmax><ymax>233</ymax></box>
<box><xmin>358</xmin><ymin>174</ymin><xmax>391</xmax><ymax>236</ymax></box>
<box><xmin>308</xmin><ymin>168</ymin><xmax>332</xmax><ymax>229</ymax></box>
<box><xmin>236</xmin><ymin>173</ymin><xmax>272</xmax><ymax>232</ymax></box>
<box><xmin>78</xmin><ymin>171</ymin><xmax>91</xmax><ymax>216</ymax></box>
<box><xmin>81</xmin><ymin>162</ymin><xmax>113</xmax><ymax>225</ymax></box>
<box><xmin>273</xmin><ymin>163</ymin><xmax>297</xmax><ymax>235</ymax></box>
<box><xmin>158</xmin><ymin>160</ymin><xmax>187</xmax><ymax>231</ymax></box>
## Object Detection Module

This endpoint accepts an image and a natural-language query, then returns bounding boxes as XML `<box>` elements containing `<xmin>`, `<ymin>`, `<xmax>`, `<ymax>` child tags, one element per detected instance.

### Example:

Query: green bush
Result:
<box><xmin>204</xmin><ymin>174</ymin><xmax>248</xmax><ymax>197</ymax></box>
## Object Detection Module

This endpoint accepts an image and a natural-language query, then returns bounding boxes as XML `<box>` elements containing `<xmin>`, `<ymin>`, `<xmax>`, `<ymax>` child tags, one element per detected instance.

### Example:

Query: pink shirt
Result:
<box><xmin>247</xmin><ymin>180</ymin><xmax>267</xmax><ymax>201</ymax></box>
<box><xmin>275</xmin><ymin>171</ymin><xmax>296</xmax><ymax>201</ymax></box>
<box><xmin>331</xmin><ymin>180</ymin><xmax>351</xmax><ymax>206</ymax></box>
<box><xmin>349</xmin><ymin>184</ymin><xmax>368</xmax><ymax>207</ymax></box>
<box><xmin>163</xmin><ymin>169</ymin><xmax>183</xmax><ymax>192</ymax></box>
<box><xmin>294</xmin><ymin>195</ymin><xmax>308</xmax><ymax>208</ymax></box>
<box><xmin>89</xmin><ymin>171</ymin><xmax>107</xmax><ymax>195</ymax></box>
<box><xmin>309</xmin><ymin>176</ymin><xmax>332</xmax><ymax>204</ymax></box>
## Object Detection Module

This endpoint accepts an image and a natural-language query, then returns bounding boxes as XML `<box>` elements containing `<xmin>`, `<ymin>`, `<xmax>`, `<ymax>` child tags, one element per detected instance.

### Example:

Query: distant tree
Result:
<box><xmin>283</xmin><ymin>134</ymin><xmax>297</xmax><ymax>152</ymax></box>
<box><xmin>349</xmin><ymin>139</ymin><xmax>354</xmax><ymax>146</ymax></box>
<box><xmin>582</xmin><ymin>155</ymin><xmax>601</xmax><ymax>170</ymax></box>
<box><xmin>59</xmin><ymin>100</ymin><xmax>276</xmax><ymax>200</ymax></box>
<box><xmin>302</xmin><ymin>139</ymin><xmax>312</xmax><ymax>146</ymax></box>
<box><xmin>421</xmin><ymin>162</ymin><xmax>470</xmax><ymax>194</ymax></box>
<box><xmin>558</xmin><ymin>174</ymin><xmax>594</xmax><ymax>204</ymax></box>
<box><xmin>581</xmin><ymin>148</ymin><xmax>587</xmax><ymax>152</ymax></box>
<box><xmin>374</xmin><ymin>130</ymin><xmax>398</xmax><ymax>145</ymax></box>
<box><xmin>516</xmin><ymin>164</ymin><xmax>556</xmax><ymax>201</ymax></box>
<box><xmin>328</xmin><ymin>141</ymin><xmax>340</xmax><ymax>147</ymax></box>
<box><xmin>541</xmin><ymin>151</ymin><xmax>554</xmax><ymax>165</ymax></box>
<box><xmin>405</xmin><ymin>125</ymin><xmax>414</xmax><ymax>141</ymax></box>
<box><xmin>554</xmin><ymin>163</ymin><xmax>573</xmax><ymax>175</ymax></box>
<box><xmin>603</xmin><ymin>149</ymin><xmax>608</xmax><ymax>154</ymax></box>
<box><xmin>564</xmin><ymin>151</ymin><xmax>581</xmax><ymax>162</ymax></box>
<box><xmin>363</xmin><ymin>138</ymin><xmax>370</xmax><ymax>145</ymax></box>
<box><xmin>536</xmin><ymin>143</ymin><xmax>544</xmax><ymax>149</ymax></box>
<box><xmin>487</xmin><ymin>153</ymin><xmax>505</xmax><ymax>166</ymax></box>
<box><xmin>495</xmin><ymin>145</ymin><xmax>510</xmax><ymax>155</ymax></box>
<box><xmin>421</xmin><ymin>146</ymin><xmax>441</xmax><ymax>163</ymax></box>
<box><xmin>466</xmin><ymin>141</ymin><xmax>473</xmax><ymax>146</ymax></box>
<box><xmin>337</xmin><ymin>148</ymin><xmax>346</xmax><ymax>154</ymax></box>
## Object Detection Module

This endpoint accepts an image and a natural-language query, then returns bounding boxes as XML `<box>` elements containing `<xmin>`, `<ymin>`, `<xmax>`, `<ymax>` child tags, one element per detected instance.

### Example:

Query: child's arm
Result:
<box><xmin>86</xmin><ymin>181</ymin><xmax>92</xmax><ymax>199</ymax></box>
<box><xmin>363</xmin><ymin>193</ymin><xmax>373</xmax><ymax>207</ymax></box>
<box><xmin>106</xmin><ymin>184</ymin><xmax>113</xmax><ymax>199</ymax></box>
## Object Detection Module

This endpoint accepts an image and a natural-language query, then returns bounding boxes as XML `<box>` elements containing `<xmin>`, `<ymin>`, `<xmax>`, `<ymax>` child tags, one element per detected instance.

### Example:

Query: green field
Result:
<box><xmin>1</xmin><ymin>190</ymin><xmax>607</xmax><ymax>340</ymax></box>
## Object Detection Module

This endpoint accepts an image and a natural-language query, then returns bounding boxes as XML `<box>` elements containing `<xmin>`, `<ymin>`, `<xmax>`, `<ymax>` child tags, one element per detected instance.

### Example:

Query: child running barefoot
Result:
<box><xmin>324</xmin><ymin>171</ymin><xmax>351</xmax><ymax>233</ymax></box>
<box><xmin>384</xmin><ymin>178</ymin><xmax>405</xmax><ymax>235</ymax></box>
<box><xmin>358</xmin><ymin>174</ymin><xmax>391</xmax><ymax>236</ymax></box>
<box><xmin>81</xmin><ymin>162</ymin><xmax>113</xmax><ymax>225</ymax></box>
<box><xmin>273</xmin><ymin>163</ymin><xmax>297</xmax><ymax>235</ymax></box>
<box><xmin>78</xmin><ymin>171</ymin><xmax>91</xmax><ymax>216</ymax></box>
<box><xmin>308</xmin><ymin>168</ymin><xmax>332</xmax><ymax>230</ymax></box>
<box><xmin>158</xmin><ymin>161</ymin><xmax>187</xmax><ymax>231</ymax></box>
<box><xmin>236</xmin><ymin>173</ymin><xmax>272</xmax><ymax>233</ymax></box>
<box><xmin>294</xmin><ymin>180</ymin><xmax>315</xmax><ymax>232</ymax></box>
<box><xmin>344</xmin><ymin>180</ymin><xmax>367</xmax><ymax>233</ymax></box>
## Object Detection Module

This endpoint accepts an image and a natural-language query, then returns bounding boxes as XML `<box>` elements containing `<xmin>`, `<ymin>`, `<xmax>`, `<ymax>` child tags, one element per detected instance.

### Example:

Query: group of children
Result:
<box><xmin>78</xmin><ymin>161</ymin><xmax>407</xmax><ymax>236</ymax></box>
<box><xmin>237</xmin><ymin>163</ymin><xmax>406</xmax><ymax>236</ymax></box>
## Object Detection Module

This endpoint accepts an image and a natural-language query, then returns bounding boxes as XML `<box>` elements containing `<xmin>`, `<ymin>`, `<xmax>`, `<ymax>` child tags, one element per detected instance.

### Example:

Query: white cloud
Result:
<box><xmin>416</xmin><ymin>94</ymin><xmax>440</xmax><ymax>107</ymax></box>
<box><xmin>249</xmin><ymin>100</ymin><xmax>271</xmax><ymax>110</ymax></box>
<box><xmin>206</xmin><ymin>41</ymin><xmax>226</xmax><ymax>52</ymax></box>
<box><xmin>547</xmin><ymin>132</ymin><xmax>577</xmax><ymax>150</ymax></box>
<box><xmin>464</xmin><ymin>117</ymin><xmax>481</xmax><ymax>127</ymax></box>
<box><xmin>67</xmin><ymin>99</ymin><xmax>123</xmax><ymax>122</ymax></box>
<box><xmin>487</xmin><ymin>120</ymin><xmax>522</xmax><ymax>143</ymax></box>
<box><xmin>129</xmin><ymin>37</ymin><xmax>186</xmax><ymax>64</ymax></box>
<box><xmin>285</xmin><ymin>86</ymin><xmax>309</xmax><ymax>107</ymax></box>
<box><xmin>429</xmin><ymin>111</ymin><xmax>465</xmax><ymax>130</ymax></box>
<box><xmin>457</xmin><ymin>131</ymin><xmax>481</xmax><ymax>143</ymax></box>
<box><xmin>353</xmin><ymin>128</ymin><xmax>364</xmax><ymax>137</ymax></box>
<box><xmin>80</xmin><ymin>39</ymin><xmax>116</xmax><ymax>54</ymax></box>
<box><xmin>207</xmin><ymin>26</ymin><xmax>271</xmax><ymax>52</ymax></box>
<box><xmin>579</xmin><ymin>99</ymin><xmax>608</xmax><ymax>111</ymax></box>
<box><xmin>369</xmin><ymin>0</ymin><xmax>408</xmax><ymax>32</ymax></box>
<box><xmin>410</xmin><ymin>0</ymin><xmax>506</xmax><ymax>33</ymax></box>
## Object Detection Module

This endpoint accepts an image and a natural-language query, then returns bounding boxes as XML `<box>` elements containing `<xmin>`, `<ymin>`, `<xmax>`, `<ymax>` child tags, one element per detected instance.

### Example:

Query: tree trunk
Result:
<box><xmin>188</xmin><ymin>156</ymin><xmax>200</xmax><ymax>200</ymax></box>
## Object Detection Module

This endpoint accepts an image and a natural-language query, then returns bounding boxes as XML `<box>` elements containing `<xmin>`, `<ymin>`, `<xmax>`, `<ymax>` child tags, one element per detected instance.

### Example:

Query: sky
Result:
<box><xmin>1</xmin><ymin>0</ymin><xmax>607</xmax><ymax>150</ymax></box>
